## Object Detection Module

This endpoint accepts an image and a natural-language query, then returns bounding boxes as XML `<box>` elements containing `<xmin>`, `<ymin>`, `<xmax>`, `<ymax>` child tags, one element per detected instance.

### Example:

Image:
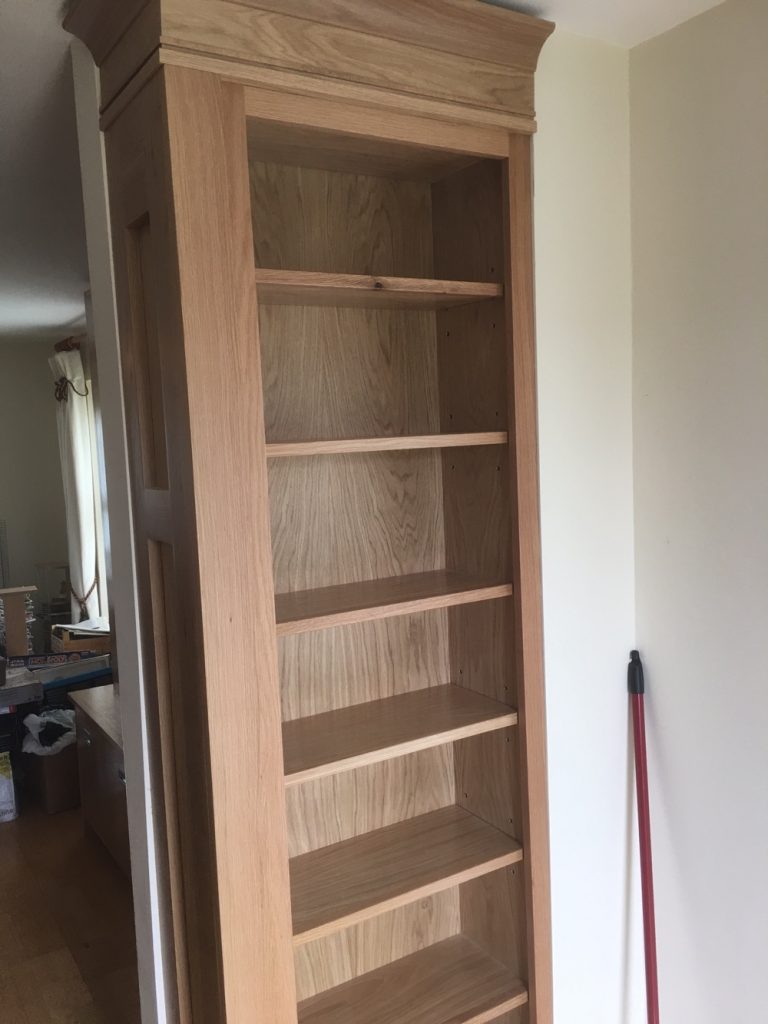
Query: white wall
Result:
<box><xmin>631</xmin><ymin>2</ymin><xmax>768</xmax><ymax>1020</ymax></box>
<box><xmin>0</xmin><ymin>339</ymin><xmax>68</xmax><ymax>590</ymax></box>
<box><xmin>535</xmin><ymin>31</ymin><xmax>644</xmax><ymax>1024</ymax></box>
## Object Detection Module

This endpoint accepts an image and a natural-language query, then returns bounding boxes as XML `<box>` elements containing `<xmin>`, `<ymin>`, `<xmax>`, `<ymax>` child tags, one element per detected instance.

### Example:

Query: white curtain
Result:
<box><xmin>49</xmin><ymin>348</ymin><xmax>103</xmax><ymax>622</ymax></box>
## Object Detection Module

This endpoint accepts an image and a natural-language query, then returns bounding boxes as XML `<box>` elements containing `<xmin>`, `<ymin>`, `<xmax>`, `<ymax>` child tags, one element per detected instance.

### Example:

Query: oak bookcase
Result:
<box><xmin>64</xmin><ymin>2</ymin><xmax>554</xmax><ymax>1022</ymax></box>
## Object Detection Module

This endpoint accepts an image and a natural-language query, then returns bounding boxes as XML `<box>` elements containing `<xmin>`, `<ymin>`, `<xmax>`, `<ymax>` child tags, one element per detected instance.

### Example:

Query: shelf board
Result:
<box><xmin>275</xmin><ymin>570</ymin><xmax>513</xmax><ymax>637</ymax></box>
<box><xmin>254</xmin><ymin>268</ymin><xmax>502</xmax><ymax>309</ymax></box>
<box><xmin>266</xmin><ymin>432</ymin><xmax>507</xmax><ymax>458</ymax></box>
<box><xmin>290</xmin><ymin>805</ymin><xmax>522</xmax><ymax>945</ymax></box>
<box><xmin>298</xmin><ymin>934</ymin><xmax>528</xmax><ymax>1024</ymax></box>
<box><xmin>283</xmin><ymin>684</ymin><xmax>517</xmax><ymax>787</ymax></box>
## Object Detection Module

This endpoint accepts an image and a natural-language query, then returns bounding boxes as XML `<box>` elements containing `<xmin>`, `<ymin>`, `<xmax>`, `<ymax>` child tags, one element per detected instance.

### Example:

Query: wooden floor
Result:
<box><xmin>0</xmin><ymin>806</ymin><xmax>140</xmax><ymax>1024</ymax></box>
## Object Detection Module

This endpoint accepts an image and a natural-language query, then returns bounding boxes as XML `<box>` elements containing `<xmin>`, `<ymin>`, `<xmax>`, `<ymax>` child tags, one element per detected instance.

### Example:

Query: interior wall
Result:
<box><xmin>0</xmin><ymin>339</ymin><xmax>68</xmax><ymax>593</ymax></box>
<box><xmin>631</xmin><ymin>1</ymin><xmax>768</xmax><ymax>1019</ymax></box>
<box><xmin>534</xmin><ymin>31</ymin><xmax>643</xmax><ymax>1024</ymax></box>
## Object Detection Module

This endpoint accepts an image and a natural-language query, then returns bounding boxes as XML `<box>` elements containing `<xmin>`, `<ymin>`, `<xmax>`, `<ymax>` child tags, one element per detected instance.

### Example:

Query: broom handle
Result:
<box><xmin>629</xmin><ymin>650</ymin><xmax>660</xmax><ymax>1024</ymax></box>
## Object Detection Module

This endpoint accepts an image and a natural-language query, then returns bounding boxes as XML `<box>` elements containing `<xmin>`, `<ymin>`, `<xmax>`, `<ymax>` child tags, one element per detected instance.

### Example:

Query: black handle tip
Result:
<box><xmin>628</xmin><ymin>650</ymin><xmax>645</xmax><ymax>694</ymax></box>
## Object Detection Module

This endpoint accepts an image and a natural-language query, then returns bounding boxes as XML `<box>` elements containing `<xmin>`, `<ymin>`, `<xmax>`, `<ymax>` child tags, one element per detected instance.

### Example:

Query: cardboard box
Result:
<box><xmin>22</xmin><ymin>744</ymin><xmax>80</xmax><ymax>814</ymax></box>
<box><xmin>51</xmin><ymin>628</ymin><xmax>111</xmax><ymax>654</ymax></box>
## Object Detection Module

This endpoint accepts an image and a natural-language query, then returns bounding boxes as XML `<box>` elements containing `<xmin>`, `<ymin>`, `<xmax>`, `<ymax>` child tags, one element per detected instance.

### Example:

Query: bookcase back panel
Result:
<box><xmin>278</xmin><ymin>611</ymin><xmax>450</xmax><ymax>721</ymax></box>
<box><xmin>294</xmin><ymin>892</ymin><xmax>460</xmax><ymax>1002</ymax></box>
<box><xmin>250</xmin><ymin>160</ymin><xmax>433</xmax><ymax>277</ymax></box>
<box><xmin>259</xmin><ymin>306</ymin><xmax>440</xmax><ymax>442</ymax></box>
<box><xmin>268</xmin><ymin>450</ymin><xmax>446</xmax><ymax>593</ymax></box>
<box><xmin>285</xmin><ymin>746</ymin><xmax>455</xmax><ymax>856</ymax></box>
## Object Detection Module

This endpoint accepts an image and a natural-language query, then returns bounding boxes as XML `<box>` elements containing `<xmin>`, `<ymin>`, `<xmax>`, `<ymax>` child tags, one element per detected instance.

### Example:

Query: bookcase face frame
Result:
<box><xmin>66</xmin><ymin>2</ymin><xmax>553</xmax><ymax>1021</ymax></box>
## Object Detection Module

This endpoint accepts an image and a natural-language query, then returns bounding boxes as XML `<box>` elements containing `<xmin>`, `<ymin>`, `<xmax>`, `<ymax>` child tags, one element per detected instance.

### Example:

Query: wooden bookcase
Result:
<box><xmin>65</xmin><ymin>3</ymin><xmax>554</xmax><ymax>1023</ymax></box>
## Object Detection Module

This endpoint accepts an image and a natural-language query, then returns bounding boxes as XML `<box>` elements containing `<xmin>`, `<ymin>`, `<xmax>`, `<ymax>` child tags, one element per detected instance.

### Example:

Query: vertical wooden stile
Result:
<box><xmin>105</xmin><ymin>65</ymin><xmax>297</xmax><ymax>1024</ymax></box>
<box><xmin>504</xmin><ymin>132</ymin><xmax>553</xmax><ymax>1024</ymax></box>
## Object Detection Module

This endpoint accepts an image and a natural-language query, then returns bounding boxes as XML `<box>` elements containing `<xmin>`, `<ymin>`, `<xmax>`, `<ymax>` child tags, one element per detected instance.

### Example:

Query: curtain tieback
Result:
<box><xmin>71</xmin><ymin>576</ymin><xmax>99</xmax><ymax>619</ymax></box>
<box><xmin>54</xmin><ymin>376</ymin><xmax>89</xmax><ymax>402</ymax></box>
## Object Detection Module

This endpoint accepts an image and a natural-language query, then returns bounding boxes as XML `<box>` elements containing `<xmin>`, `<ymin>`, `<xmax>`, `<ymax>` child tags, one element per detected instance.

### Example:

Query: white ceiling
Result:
<box><xmin>492</xmin><ymin>0</ymin><xmax>726</xmax><ymax>47</ymax></box>
<box><xmin>0</xmin><ymin>0</ymin><xmax>726</xmax><ymax>342</ymax></box>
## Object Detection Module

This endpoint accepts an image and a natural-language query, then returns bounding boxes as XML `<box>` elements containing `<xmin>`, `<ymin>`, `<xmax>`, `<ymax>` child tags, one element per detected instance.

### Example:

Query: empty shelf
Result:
<box><xmin>266</xmin><ymin>432</ymin><xmax>508</xmax><ymax>458</ymax></box>
<box><xmin>275</xmin><ymin>570</ymin><xmax>514</xmax><ymax>636</ymax></box>
<box><xmin>298</xmin><ymin>934</ymin><xmax>528</xmax><ymax>1024</ymax></box>
<box><xmin>254</xmin><ymin>268</ymin><xmax>502</xmax><ymax>309</ymax></box>
<box><xmin>290</xmin><ymin>805</ymin><xmax>522</xmax><ymax>944</ymax></box>
<box><xmin>283</xmin><ymin>685</ymin><xmax>517</xmax><ymax>786</ymax></box>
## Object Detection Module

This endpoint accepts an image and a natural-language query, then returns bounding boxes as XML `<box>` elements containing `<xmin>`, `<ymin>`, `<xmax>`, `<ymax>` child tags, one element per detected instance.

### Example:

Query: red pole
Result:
<box><xmin>629</xmin><ymin>650</ymin><xmax>660</xmax><ymax>1024</ymax></box>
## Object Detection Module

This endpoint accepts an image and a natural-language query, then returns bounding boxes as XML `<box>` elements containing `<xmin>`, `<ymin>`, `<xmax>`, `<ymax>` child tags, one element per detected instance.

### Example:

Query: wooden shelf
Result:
<box><xmin>275</xmin><ymin>570</ymin><xmax>513</xmax><ymax>637</ymax></box>
<box><xmin>290</xmin><ymin>805</ymin><xmax>522</xmax><ymax>944</ymax></box>
<box><xmin>283</xmin><ymin>685</ymin><xmax>517</xmax><ymax>786</ymax></box>
<box><xmin>266</xmin><ymin>432</ymin><xmax>507</xmax><ymax>458</ymax></box>
<box><xmin>254</xmin><ymin>268</ymin><xmax>502</xmax><ymax>309</ymax></box>
<box><xmin>298</xmin><ymin>934</ymin><xmax>528</xmax><ymax>1024</ymax></box>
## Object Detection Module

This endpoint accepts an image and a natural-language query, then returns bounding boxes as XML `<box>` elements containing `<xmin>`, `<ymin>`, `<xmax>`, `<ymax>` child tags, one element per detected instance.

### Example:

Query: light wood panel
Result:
<box><xmin>461</xmin><ymin>867</ymin><xmax>528</xmax><ymax>979</ymax></box>
<box><xmin>163</xmin><ymin>47</ymin><xmax>537</xmax><ymax>134</ymax></box>
<box><xmin>163</xmin><ymin>0</ymin><xmax>534</xmax><ymax>117</ymax></box>
<box><xmin>267</xmin><ymin>433</ymin><xmax>507</xmax><ymax>457</ymax></box>
<box><xmin>254</xmin><ymin>269</ymin><xmax>502</xmax><ymax>309</ymax></box>
<box><xmin>431</xmin><ymin>153</ymin><xmax>536</xmax><ymax>1010</ymax></box>
<box><xmin>268</xmin><ymin>452</ymin><xmax>444</xmax><ymax>594</ymax></box>
<box><xmin>294</xmin><ymin>893</ymin><xmax>460</xmax><ymax>1003</ymax></box>
<box><xmin>503</xmin><ymin>134</ymin><xmax>553</xmax><ymax>1022</ymax></box>
<box><xmin>251</xmin><ymin>161</ymin><xmax>433</xmax><ymax>276</ymax></box>
<box><xmin>290</xmin><ymin>806</ymin><xmax>522</xmax><ymax>944</ymax></box>
<box><xmin>70</xmin><ymin>684</ymin><xmax>123</xmax><ymax>749</ymax></box>
<box><xmin>298</xmin><ymin>934</ymin><xmax>528</xmax><ymax>1024</ymax></box>
<box><xmin>259</xmin><ymin>305</ymin><xmax>438</xmax><ymax>443</ymax></box>
<box><xmin>285</xmin><ymin>747</ymin><xmax>455</xmax><ymax>857</ymax></box>
<box><xmin>275</xmin><ymin>571</ymin><xmax>514</xmax><ymax>637</ymax></box>
<box><xmin>278</xmin><ymin>611</ymin><xmax>450</xmax><ymax>721</ymax></box>
<box><xmin>105</xmin><ymin>67</ymin><xmax>298</xmax><ymax>1024</ymax></box>
<box><xmin>283</xmin><ymin>685</ymin><xmax>517</xmax><ymax>786</ymax></box>
<box><xmin>246</xmin><ymin>103</ymin><xmax>493</xmax><ymax>180</ymax></box>
<box><xmin>237</xmin><ymin>0</ymin><xmax>553</xmax><ymax>73</ymax></box>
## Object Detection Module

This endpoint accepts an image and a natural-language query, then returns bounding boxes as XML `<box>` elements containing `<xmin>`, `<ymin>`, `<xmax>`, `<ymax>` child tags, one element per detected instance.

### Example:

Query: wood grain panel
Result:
<box><xmin>294</xmin><ymin>893</ymin><xmax>460</xmax><ymax>1002</ymax></box>
<box><xmin>447</xmin><ymin>600</ymin><xmax>516</xmax><ymax>706</ymax></box>
<box><xmin>106</xmin><ymin>68</ymin><xmax>298</xmax><ymax>1024</ymax></box>
<box><xmin>432</xmin><ymin>154</ymin><xmax>531</xmax><ymax>1015</ymax></box>
<box><xmin>250</xmin><ymin>161</ymin><xmax>433</xmax><ymax>276</ymax></box>
<box><xmin>283</xmin><ymin>685</ymin><xmax>517</xmax><ymax>786</ymax></box>
<box><xmin>99</xmin><ymin>1</ymin><xmax>160</xmax><ymax>109</ymax></box>
<box><xmin>267</xmin><ymin>433</ymin><xmax>507</xmax><ymax>458</ymax></box>
<box><xmin>285</xmin><ymin>747</ymin><xmax>455</xmax><ymax>857</ymax></box>
<box><xmin>290</xmin><ymin>806</ymin><xmax>523</xmax><ymax>944</ymax></box>
<box><xmin>254</xmin><ymin>270</ymin><xmax>502</xmax><ymax>309</ymax></box>
<box><xmin>70</xmin><ymin>685</ymin><xmax>123</xmax><ymax>749</ymax></box>
<box><xmin>236</xmin><ymin>0</ymin><xmax>553</xmax><ymax>73</ymax></box>
<box><xmin>259</xmin><ymin>307</ymin><xmax>438</xmax><ymax>443</ymax></box>
<box><xmin>455</xmin><ymin>730</ymin><xmax>522</xmax><ymax>839</ymax></box>
<box><xmin>268</xmin><ymin>452</ymin><xmax>445</xmax><ymax>594</ymax></box>
<box><xmin>275</xmin><ymin>571</ymin><xmax>514</xmax><ymax>637</ymax></box>
<box><xmin>504</xmin><ymin>134</ymin><xmax>553</xmax><ymax>1022</ymax></box>
<box><xmin>163</xmin><ymin>0</ymin><xmax>534</xmax><ymax>116</ymax></box>
<box><xmin>63</xmin><ymin>0</ymin><xmax>150</xmax><ymax>64</ymax></box>
<box><xmin>246</xmin><ymin>102</ymin><xmax>496</xmax><ymax>180</ymax></box>
<box><xmin>278</xmin><ymin>611</ymin><xmax>449</xmax><ymax>722</ymax></box>
<box><xmin>161</xmin><ymin>67</ymin><xmax>297</xmax><ymax>1023</ymax></box>
<box><xmin>460</xmin><ymin>866</ymin><xmax>528</xmax><ymax>977</ymax></box>
<box><xmin>297</xmin><ymin>934</ymin><xmax>528</xmax><ymax>1024</ymax></box>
